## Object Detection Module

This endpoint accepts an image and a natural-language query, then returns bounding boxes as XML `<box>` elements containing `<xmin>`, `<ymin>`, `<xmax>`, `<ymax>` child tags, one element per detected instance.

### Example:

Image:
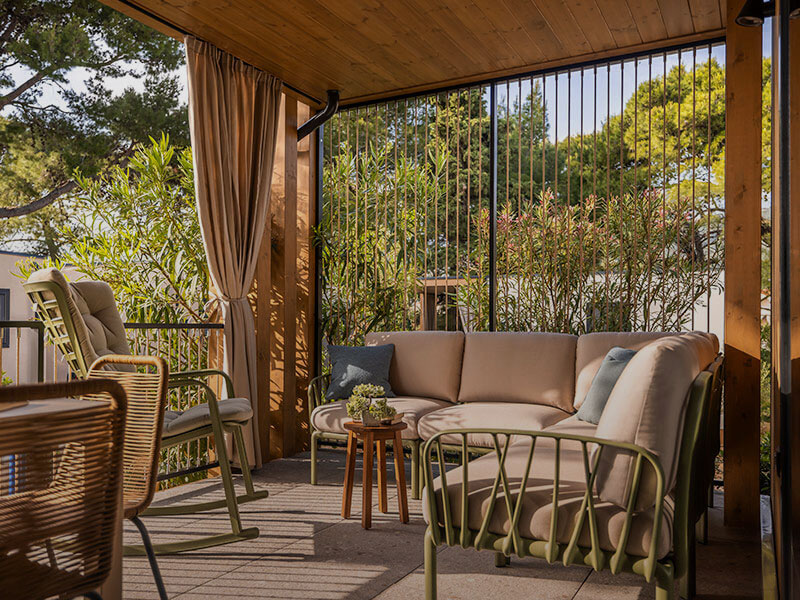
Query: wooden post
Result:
<box><xmin>282</xmin><ymin>98</ymin><xmax>298</xmax><ymax>458</ymax></box>
<box><xmin>723</xmin><ymin>0</ymin><xmax>762</xmax><ymax>528</ymax></box>
<box><xmin>256</xmin><ymin>95</ymin><xmax>316</xmax><ymax>461</ymax></box>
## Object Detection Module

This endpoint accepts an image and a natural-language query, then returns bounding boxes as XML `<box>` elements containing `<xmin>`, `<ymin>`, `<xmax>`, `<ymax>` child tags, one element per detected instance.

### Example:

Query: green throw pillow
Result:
<box><xmin>576</xmin><ymin>346</ymin><xmax>637</xmax><ymax>424</ymax></box>
<box><xmin>325</xmin><ymin>344</ymin><xmax>396</xmax><ymax>401</ymax></box>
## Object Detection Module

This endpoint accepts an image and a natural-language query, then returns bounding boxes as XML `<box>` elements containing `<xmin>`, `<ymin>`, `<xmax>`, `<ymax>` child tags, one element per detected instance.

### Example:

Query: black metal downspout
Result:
<box><xmin>488</xmin><ymin>84</ymin><xmax>498</xmax><ymax>331</ymax></box>
<box><xmin>314</xmin><ymin>124</ymin><xmax>324</xmax><ymax>376</ymax></box>
<box><xmin>298</xmin><ymin>90</ymin><xmax>339</xmax><ymax>141</ymax></box>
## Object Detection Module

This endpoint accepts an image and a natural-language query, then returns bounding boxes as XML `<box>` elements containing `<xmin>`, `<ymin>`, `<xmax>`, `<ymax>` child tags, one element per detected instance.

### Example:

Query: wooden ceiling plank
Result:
<box><xmin>527</xmin><ymin>0</ymin><xmax>594</xmax><ymax>57</ymax></box>
<box><xmin>493</xmin><ymin>0</ymin><xmax>566</xmax><ymax>61</ymax></box>
<box><xmin>656</xmin><ymin>0</ymin><xmax>696</xmax><ymax>37</ymax></box>
<box><xmin>314</xmin><ymin>0</ymin><xmax>467</xmax><ymax>83</ymax></box>
<box><xmin>234</xmin><ymin>0</ymin><xmax>406</xmax><ymax>89</ymax></box>
<box><xmin>287</xmin><ymin>0</ymin><xmax>457</xmax><ymax>86</ymax></box>
<box><xmin>594</xmin><ymin>0</ymin><xmax>643</xmax><ymax>48</ymax></box>
<box><xmin>625</xmin><ymin>0</ymin><xmax>669</xmax><ymax>42</ymax></box>
<box><xmin>561</xmin><ymin>0</ymin><xmax>618</xmax><ymax>52</ymax></box>
<box><xmin>464</xmin><ymin>0</ymin><xmax>548</xmax><ymax>66</ymax></box>
<box><xmin>688</xmin><ymin>0</ymin><xmax>724</xmax><ymax>31</ymax></box>
<box><xmin>407</xmin><ymin>0</ymin><xmax>522</xmax><ymax>66</ymax></box>
<box><xmin>376</xmin><ymin>0</ymin><xmax>494</xmax><ymax>74</ymax></box>
<box><xmin>440</xmin><ymin>1</ymin><xmax>530</xmax><ymax>68</ymax></box>
<box><xmin>130</xmin><ymin>0</ymin><xmax>331</xmax><ymax>99</ymax></box>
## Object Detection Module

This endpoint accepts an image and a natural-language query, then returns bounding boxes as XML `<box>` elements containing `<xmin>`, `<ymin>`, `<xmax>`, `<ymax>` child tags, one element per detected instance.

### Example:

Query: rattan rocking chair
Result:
<box><xmin>24</xmin><ymin>267</ymin><xmax>268</xmax><ymax>555</ymax></box>
<box><xmin>0</xmin><ymin>379</ymin><xmax>127</xmax><ymax>600</ymax></box>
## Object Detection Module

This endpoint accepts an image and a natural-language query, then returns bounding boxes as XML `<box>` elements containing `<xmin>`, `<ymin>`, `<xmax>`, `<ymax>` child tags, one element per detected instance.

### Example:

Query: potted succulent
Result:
<box><xmin>346</xmin><ymin>384</ymin><xmax>400</xmax><ymax>426</ymax></box>
<box><xmin>368</xmin><ymin>397</ymin><xmax>398</xmax><ymax>425</ymax></box>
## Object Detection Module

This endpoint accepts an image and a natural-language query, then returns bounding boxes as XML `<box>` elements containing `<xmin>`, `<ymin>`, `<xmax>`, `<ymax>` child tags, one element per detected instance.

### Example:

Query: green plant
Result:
<box><xmin>346</xmin><ymin>395</ymin><xmax>370</xmax><ymax>421</ymax></box>
<box><xmin>352</xmin><ymin>383</ymin><xmax>386</xmax><ymax>399</ymax></box>
<box><xmin>458</xmin><ymin>187</ymin><xmax>723</xmax><ymax>334</ymax></box>
<box><xmin>16</xmin><ymin>135</ymin><xmax>209</xmax><ymax>324</ymax></box>
<box><xmin>368</xmin><ymin>397</ymin><xmax>397</xmax><ymax>421</ymax></box>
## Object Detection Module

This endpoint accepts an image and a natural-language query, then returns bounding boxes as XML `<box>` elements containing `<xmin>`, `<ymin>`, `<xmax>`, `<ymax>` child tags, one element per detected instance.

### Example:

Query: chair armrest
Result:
<box><xmin>307</xmin><ymin>373</ymin><xmax>331</xmax><ymax>418</ymax></box>
<box><xmin>169</xmin><ymin>368</ymin><xmax>235</xmax><ymax>399</ymax></box>
<box><xmin>422</xmin><ymin>428</ymin><xmax>667</xmax><ymax>581</ymax></box>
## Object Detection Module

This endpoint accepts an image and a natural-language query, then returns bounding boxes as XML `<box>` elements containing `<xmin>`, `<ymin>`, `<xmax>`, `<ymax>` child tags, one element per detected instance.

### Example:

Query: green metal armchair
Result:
<box><xmin>23</xmin><ymin>267</ymin><xmax>268</xmax><ymax>554</ymax></box>
<box><xmin>422</xmin><ymin>355</ymin><xmax>723</xmax><ymax>600</ymax></box>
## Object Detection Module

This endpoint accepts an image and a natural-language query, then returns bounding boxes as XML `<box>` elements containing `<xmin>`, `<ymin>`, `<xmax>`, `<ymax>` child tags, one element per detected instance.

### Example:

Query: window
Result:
<box><xmin>0</xmin><ymin>288</ymin><xmax>10</xmax><ymax>348</ymax></box>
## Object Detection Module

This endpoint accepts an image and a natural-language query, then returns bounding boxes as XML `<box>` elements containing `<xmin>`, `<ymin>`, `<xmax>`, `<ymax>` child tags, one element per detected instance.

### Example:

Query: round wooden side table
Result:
<box><xmin>341</xmin><ymin>420</ymin><xmax>409</xmax><ymax>529</ymax></box>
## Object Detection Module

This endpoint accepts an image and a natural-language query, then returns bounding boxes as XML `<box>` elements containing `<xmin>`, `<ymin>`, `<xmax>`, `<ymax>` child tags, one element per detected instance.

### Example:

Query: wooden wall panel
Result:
<box><xmin>281</xmin><ymin>99</ymin><xmax>298</xmax><ymax>457</ymax></box>
<box><xmin>267</xmin><ymin>95</ymin><xmax>287</xmax><ymax>460</ymax></box>
<box><xmin>295</xmin><ymin>102</ymin><xmax>313</xmax><ymax>453</ymax></box>
<box><xmin>723</xmin><ymin>0</ymin><xmax>762</xmax><ymax>529</ymax></box>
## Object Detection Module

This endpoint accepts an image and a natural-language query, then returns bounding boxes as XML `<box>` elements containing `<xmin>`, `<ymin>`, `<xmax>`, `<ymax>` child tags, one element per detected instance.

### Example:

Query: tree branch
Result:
<box><xmin>0</xmin><ymin>69</ymin><xmax>51</xmax><ymax>109</ymax></box>
<box><xmin>0</xmin><ymin>149</ymin><xmax>135</xmax><ymax>219</ymax></box>
<box><xmin>0</xmin><ymin>179</ymin><xmax>77</xmax><ymax>218</ymax></box>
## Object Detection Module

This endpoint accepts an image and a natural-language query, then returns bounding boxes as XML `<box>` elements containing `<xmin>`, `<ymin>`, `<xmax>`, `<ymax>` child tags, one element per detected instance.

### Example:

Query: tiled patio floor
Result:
<box><xmin>123</xmin><ymin>449</ymin><xmax>762</xmax><ymax>599</ymax></box>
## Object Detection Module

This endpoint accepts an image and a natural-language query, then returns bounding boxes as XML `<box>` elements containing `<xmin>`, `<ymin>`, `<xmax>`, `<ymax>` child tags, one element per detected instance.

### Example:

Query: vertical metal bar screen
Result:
<box><xmin>320</xmin><ymin>43</ymin><xmax>726</xmax><ymax>346</ymax></box>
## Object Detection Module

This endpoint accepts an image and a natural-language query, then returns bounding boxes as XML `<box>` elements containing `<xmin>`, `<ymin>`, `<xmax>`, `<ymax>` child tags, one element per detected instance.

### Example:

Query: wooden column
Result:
<box><xmin>723</xmin><ymin>0</ymin><xmax>762</xmax><ymax>528</ymax></box>
<box><xmin>254</xmin><ymin>95</ymin><xmax>317</xmax><ymax>462</ymax></box>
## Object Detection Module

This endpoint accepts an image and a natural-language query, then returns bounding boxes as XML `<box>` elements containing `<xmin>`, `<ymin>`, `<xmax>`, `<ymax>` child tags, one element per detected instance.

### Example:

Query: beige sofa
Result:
<box><xmin>307</xmin><ymin>330</ymin><xmax>719</xmax><ymax>500</ymax></box>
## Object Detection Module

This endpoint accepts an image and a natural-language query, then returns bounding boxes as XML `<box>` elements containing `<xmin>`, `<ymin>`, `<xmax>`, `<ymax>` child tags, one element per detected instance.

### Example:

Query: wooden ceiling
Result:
<box><xmin>104</xmin><ymin>0</ymin><xmax>727</xmax><ymax>107</ymax></box>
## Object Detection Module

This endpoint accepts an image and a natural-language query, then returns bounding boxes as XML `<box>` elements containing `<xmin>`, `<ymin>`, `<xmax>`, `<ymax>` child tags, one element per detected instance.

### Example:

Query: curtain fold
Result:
<box><xmin>185</xmin><ymin>36</ymin><xmax>282</xmax><ymax>466</ymax></box>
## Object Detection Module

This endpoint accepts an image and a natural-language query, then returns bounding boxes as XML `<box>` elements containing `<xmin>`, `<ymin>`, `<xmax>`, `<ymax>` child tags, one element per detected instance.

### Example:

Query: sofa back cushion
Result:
<box><xmin>574</xmin><ymin>332</ymin><xmax>672</xmax><ymax>409</ymax></box>
<box><xmin>365</xmin><ymin>331</ymin><xmax>465</xmax><ymax>403</ymax></box>
<box><xmin>594</xmin><ymin>333</ymin><xmax>718</xmax><ymax>510</ymax></box>
<box><xmin>458</xmin><ymin>332</ymin><xmax>577</xmax><ymax>412</ymax></box>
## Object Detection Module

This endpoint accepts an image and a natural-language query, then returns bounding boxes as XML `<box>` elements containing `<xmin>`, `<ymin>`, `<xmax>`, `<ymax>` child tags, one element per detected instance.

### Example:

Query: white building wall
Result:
<box><xmin>0</xmin><ymin>252</ymin><xmax>81</xmax><ymax>384</ymax></box>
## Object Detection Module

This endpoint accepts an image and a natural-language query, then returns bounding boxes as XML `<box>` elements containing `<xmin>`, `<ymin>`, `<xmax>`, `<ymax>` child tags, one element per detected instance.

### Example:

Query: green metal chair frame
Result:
<box><xmin>423</xmin><ymin>355</ymin><xmax>723</xmax><ymax>600</ymax></box>
<box><xmin>308</xmin><ymin>373</ymin><xmax>423</xmax><ymax>500</ymax></box>
<box><xmin>24</xmin><ymin>278</ymin><xmax>269</xmax><ymax>555</ymax></box>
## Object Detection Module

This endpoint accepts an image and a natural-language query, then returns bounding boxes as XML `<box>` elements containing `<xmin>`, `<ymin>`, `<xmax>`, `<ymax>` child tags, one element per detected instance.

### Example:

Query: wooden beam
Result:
<box><xmin>723</xmin><ymin>0</ymin><xmax>762</xmax><ymax>529</ymax></box>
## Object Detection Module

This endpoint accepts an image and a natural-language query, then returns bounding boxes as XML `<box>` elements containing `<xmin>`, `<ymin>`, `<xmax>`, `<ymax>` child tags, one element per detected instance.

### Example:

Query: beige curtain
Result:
<box><xmin>185</xmin><ymin>36</ymin><xmax>282</xmax><ymax>466</ymax></box>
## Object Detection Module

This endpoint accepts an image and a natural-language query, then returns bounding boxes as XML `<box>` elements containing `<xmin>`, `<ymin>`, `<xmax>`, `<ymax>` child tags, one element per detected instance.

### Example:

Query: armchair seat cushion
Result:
<box><xmin>311</xmin><ymin>396</ymin><xmax>450</xmax><ymax>439</ymax></box>
<box><xmin>422</xmin><ymin>439</ymin><xmax>673</xmax><ymax>558</ymax></box>
<box><xmin>162</xmin><ymin>397</ymin><xmax>253</xmax><ymax>438</ymax></box>
<box><xmin>417</xmin><ymin>403</ymin><xmax>572</xmax><ymax>447</ymax></box>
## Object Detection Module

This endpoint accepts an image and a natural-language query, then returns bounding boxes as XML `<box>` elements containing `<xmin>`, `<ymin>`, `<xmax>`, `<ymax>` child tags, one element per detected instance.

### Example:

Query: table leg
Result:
<box><xmin>377</xmin><ymin>439</ymin><xmax>388</xmax><ymax>513</ymax></box>
<box><xmin>362</xmin><ymin>432</ymin><xmax>373</xmax><ymax>529</ymax></box>
<box><xmin>393</xmin><ymin>431</ymin><xmax>409</xmax><ymax>523</ymax></box>
<box><xmin>342</xmin><ymin>431</ymin><xmax>357</xmax><ymax>519</ymax></box>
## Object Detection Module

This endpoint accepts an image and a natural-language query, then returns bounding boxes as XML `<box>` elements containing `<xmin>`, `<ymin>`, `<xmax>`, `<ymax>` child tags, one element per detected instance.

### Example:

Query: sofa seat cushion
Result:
<box><xmin>574</xmin><ymin>331</ymin><xmax>719</xmax><ymax>409</ymax></box>
<box><xmin>458</xmin><ymin>332</ymin><xmax>578</xmax><ymax>412</ymax></box>
<box><xmin>311</xmin><ymin>396</ymin><xmax>450</xmax><ymax>439</ymax></box>
<box><xmin>422</xmin><ymin>439</ymin><xmax>673</xmax><ymax>559</ymax></box>
<box><xmin>162</xmin><ymin>397</ymin><xmax>253</xmax><ymax>439</ymax></box>
<box><xmin>366</xmin><ymin>331</ymin><xmax>465</xmax><ymax>403</ymax></box>
<box><xmin>417</xmin><ymin>402</ymin><xmax>572</xmax><ymax>447</ymax></box>
<box><xmin>543</xmin><ymin>415</ymin><xmax>599</xmax><ymax>451</ymax></box>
